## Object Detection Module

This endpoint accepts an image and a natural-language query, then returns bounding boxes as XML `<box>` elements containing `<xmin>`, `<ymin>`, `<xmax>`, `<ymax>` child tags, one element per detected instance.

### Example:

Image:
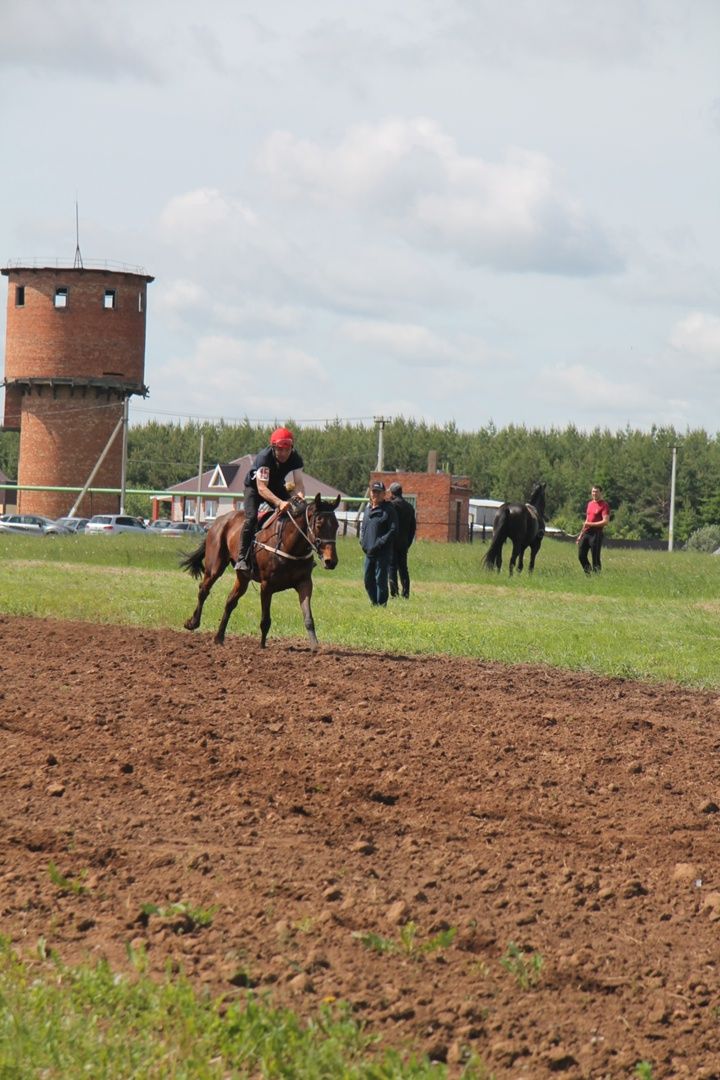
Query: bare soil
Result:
<box><xmin>2</xmin><ymin>616</ymin><xmax>720</xmax><ymax>1078</ymax></box>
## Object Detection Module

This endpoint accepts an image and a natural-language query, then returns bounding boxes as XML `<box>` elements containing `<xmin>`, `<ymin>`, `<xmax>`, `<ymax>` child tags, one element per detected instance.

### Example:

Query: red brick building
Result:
<box><xmin>1</xmin><ymin>264</ymin><xmax>153</xmax><ymax>518</ymax></box>
<box><xmin>371</xmin><ymin>453</ymin><xmax>472</xmax><ymax>542</ymax></box>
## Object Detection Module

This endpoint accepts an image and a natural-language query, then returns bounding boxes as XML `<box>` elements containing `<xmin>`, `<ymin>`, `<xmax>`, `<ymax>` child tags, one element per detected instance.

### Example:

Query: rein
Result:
<box><xmin>254</xmin><ymin>502</ymin><xmax>336</xmax><ymax>562</ymax></box>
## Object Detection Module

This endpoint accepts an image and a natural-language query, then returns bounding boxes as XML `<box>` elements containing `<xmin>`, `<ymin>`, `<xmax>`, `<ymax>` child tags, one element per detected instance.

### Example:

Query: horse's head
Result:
<box><xmin>307</xmin><ymin>493</ymin><xmax>340</xmax><ymax>569</ymax></box>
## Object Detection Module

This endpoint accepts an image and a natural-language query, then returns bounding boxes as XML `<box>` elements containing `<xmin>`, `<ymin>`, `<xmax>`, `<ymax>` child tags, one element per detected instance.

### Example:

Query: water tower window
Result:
<box><xmin>54</xmin><ymin>287</ymin><xmax>68</xmax><ymax>309</ymax></box>
<box><xmin>138</xmin><ymin>290</ymin><xmax>144</xmax><ymax>312</ymax></box>
<box><xmin>15</xmin><ymin>286</ymin><xmax>25</xmax><ymax>306</ymax></box>
<box><xmin>103</xmin><ymin>289</ymin><xmax>117</xmax><ymax>309</ymax></box>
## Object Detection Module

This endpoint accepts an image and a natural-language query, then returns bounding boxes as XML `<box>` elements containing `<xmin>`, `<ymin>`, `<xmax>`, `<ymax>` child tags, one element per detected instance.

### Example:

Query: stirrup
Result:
<box><xmin>235</xmin><ymin>555</ymin><xmax>250</xmax><ymax>574</ymax></box>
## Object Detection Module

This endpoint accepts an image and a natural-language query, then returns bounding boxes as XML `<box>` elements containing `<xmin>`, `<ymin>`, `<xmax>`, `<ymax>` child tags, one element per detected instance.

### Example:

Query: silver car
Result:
<box><xmin>55</xmin><ymin>516</ymin><xmax>90</xmax><ymax>534</ymax></box>
<box><xmin>84</xmin><ymin>514</ymin><xmax>148</xmax><ymax>535</ymax></box>
<box><xmin>0</xmin><ymin>513</ymin><xmax>70</xmax><ymax>536</ymax></box>
<box><xmin>160</xmin><ymin>521</ymin><xmax>206</xmax><ymax>537</ymax></box>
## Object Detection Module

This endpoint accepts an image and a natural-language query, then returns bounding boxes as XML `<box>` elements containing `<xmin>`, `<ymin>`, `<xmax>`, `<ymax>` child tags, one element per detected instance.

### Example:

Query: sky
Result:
<box><xmin>1</xmin><ymin>0</ymin><xmax>719</xmax><ymax>435</ymax></box>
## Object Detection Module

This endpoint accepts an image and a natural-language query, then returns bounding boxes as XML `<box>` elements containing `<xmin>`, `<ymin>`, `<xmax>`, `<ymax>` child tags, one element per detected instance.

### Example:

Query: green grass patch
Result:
<box><xmin>1</xmin><ymin>532</ymin><xmax>719</xmax><ymax>687</ymax></box>
<box><xmin>0</xmin><ymin>938</ymin><xmax>482</xmax><ymax>1078</ymax></box>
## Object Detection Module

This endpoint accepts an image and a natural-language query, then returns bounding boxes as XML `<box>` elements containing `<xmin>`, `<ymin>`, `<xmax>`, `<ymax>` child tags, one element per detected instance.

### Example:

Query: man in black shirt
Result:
<box><xmin>234</xmin><ymin>427</ymin><xmax>305</xmax><ymax>574</ymax></box>
<box><xmin>387</xmin><ymin>482</ymin><xmax>417</xmax><ymax>599</ymax></box>
<box><xmin>359</xmin><ymin>481</ymin><xmax>397</xmax><ymax>606</ymax></box>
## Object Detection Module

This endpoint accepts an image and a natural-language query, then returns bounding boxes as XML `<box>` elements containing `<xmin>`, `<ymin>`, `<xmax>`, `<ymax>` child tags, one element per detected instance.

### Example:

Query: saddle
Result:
<box><xmin>248</xmin><ymin>496</ymin><xmax>307</xmax><ymax>570</ymax></box>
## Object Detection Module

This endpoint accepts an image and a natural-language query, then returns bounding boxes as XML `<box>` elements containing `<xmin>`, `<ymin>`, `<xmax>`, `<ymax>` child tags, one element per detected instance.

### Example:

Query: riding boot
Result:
<box><xmin>234</xmin><ymin>520</ymin><xmax>254</xmax><ymax>573</ymax></box>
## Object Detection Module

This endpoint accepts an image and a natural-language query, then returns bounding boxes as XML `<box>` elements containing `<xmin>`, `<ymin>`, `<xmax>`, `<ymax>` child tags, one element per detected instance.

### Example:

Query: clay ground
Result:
<box><xmin>1</xmin><ymin>616</ymin><xmax>720</xmax><ymax>1078</ymax></box>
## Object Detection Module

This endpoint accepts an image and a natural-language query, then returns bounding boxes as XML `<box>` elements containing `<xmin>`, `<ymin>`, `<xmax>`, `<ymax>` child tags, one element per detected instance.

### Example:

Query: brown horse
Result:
<box><xmin>180</xmin><ymin>493</ymin><xmax>340</xmax><ymax>649</ymax></box>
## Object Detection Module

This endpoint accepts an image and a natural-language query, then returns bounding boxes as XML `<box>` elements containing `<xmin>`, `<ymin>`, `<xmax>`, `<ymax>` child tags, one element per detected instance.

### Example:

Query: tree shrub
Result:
<box><xmin>685</xmin><ymin>525</ymin><xmax>720</xmax><ymax>553</ymax></box>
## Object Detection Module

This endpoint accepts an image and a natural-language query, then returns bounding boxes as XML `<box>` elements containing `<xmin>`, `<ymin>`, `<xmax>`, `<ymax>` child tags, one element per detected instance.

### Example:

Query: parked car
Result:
<box><xmin>0</xmin><ymin>513</ymin><xmax>70</xmax><ymax>536</ymax></box>
<box><xmin>84</xmin><ymin>514</ymin><xmax>148</xmax><ymax>535</ymax></box>
<box><xmin>55</xmin><ymin>516</ymin><xmax>90</xmax><ymax>534</ymax></box>
<box><xmin>160</xmin><ymin>521</ymin><xmax>206</xmax><ymax>537</ymax></box>
<box><xmin>146</xmin><ymin>519</ymin><xmax>174</xmax><ymax>533</ymax></box>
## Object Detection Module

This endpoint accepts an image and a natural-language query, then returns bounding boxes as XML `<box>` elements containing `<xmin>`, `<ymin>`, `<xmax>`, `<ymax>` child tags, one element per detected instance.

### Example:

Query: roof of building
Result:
<box><xmin>168</xmin><ymin>455</ymin><xmax>344</xmax><ymax>499</ymax></box>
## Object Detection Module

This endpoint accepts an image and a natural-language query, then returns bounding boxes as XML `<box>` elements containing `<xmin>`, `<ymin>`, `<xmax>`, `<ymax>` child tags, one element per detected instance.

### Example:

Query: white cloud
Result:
<box><xmin>157</xmin><ymin>335</ymin><xmax>327</xmax><ymax>390</ymax></box>
<box><xmin>159</xmin><ymin>189</ymin><xmax>258</xmax><ymax>244</ymax></box>
<box><xmin>155</xmin><ymin>279</ymin><xmax>301</xmax><ymax>336</ymax></box>
<box><xmin>537</xmin><ymin>363</ymin><xmax>665</xmax><ymax>412</ymax></box>
<box><xmin>0</xmin><ymin>0</ymin><xmax>166</xmax><ymax>80</ymax></box>
<box><xmin>441</xmin><ymin>0</ymin><xmax>677</xmax><ymax>67</ymax></box>
<box><xmin>670</xmin><ymin>312</ymin><xmax>720</xmax><ymax>369</ymax></box>
<box><xmin>342</xmin><ymin>319</ymin><xmax>458</xmax><ymax>364</ymax></box>
<box><xmin>256</xmin><ymin>119</ymin><xmax>621</xmax><ymax>275</ymax></box>
<box><xmin>148</xmin><ymin>335</ymin><xmax>332</xmax><ymax>422</ymax></box>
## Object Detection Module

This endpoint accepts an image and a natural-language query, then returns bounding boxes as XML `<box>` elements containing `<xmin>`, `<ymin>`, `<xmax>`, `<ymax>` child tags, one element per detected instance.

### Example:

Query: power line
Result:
<box><xmin>131</xmin><ymin>405</ymin><xmax>378</xmax><ymax>425</ymax></box>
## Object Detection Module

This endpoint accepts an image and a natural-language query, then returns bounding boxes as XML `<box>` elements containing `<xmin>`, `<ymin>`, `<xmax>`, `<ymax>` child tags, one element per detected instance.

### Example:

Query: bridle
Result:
<box><xmin>254</xmin><ymin>500</ymin><xmax>338</xmax><ymax>562</ymax></box>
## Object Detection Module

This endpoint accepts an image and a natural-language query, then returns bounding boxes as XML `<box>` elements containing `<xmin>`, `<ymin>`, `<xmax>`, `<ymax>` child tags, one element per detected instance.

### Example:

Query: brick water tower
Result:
<box><xmin>1</xmin><ymin>262</ymin><xmax>153</xmax><ymax>517</ymax></box>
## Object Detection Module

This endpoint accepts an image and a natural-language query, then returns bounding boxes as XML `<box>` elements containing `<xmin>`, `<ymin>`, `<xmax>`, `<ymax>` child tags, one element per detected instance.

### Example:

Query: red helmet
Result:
<box><xmin>270</xmin><ymin>426</ymin><xmax>294</xmax><ymax>448</ymax></box>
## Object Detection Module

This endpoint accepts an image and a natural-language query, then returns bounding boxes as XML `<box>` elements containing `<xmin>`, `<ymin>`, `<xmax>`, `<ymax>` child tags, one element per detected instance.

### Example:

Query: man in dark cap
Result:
<box><xmin>387</xmin><ymin>482</ymin><xmax>417</xmax><ymax>599</ymax></box>
<box><xmin>359</xmin><ymin>481</ymin><xmax>397</xmax><ymax>606</ymax></box>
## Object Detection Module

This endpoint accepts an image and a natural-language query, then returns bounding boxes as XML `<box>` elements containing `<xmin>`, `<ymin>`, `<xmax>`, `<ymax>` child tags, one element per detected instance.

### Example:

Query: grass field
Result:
<box><xmin>1</xmin><ymin>530</ymin><xmax>719</xmax><ymax>688</ymax></box>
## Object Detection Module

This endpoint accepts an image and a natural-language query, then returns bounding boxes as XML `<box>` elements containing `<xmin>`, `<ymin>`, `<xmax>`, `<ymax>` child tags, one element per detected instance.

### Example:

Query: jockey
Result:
<box><xmin>234</xmin><ymin>427</ymin><xmax>306</xmax><ymax>574</ymax></box>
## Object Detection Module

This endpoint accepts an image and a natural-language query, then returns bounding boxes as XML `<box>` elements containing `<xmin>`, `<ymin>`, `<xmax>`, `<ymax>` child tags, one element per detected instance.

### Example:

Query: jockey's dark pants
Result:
<box><xmin>239</xmin><ymin>487</ymin><xmax>261</xmax><ymax>561</ymax></box>
<box><xmin>364</xmin><ymin>549</ymin><xmax>392</xmax><ymax>606</ymax></box>
<box><xmin>578</xmin><ymin>529</ymin><xmax>603</xmax><ymax>573</ymax></box>
<box><xmin>389</xmin><ymin>544</ymin><xmax>411</xmax><ymax>598</ymax></box>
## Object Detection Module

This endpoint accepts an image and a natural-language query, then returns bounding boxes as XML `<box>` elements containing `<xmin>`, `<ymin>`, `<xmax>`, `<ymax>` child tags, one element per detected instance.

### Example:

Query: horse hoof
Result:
<box><xmin>213</xmin><ymin>635</ymin><xmax>225</xmax><ymax>646</ymax></box>
<box><xmin>184</xmin><ymin>620</ymin><xmax>196</xmax><ymax>631</ymax></box>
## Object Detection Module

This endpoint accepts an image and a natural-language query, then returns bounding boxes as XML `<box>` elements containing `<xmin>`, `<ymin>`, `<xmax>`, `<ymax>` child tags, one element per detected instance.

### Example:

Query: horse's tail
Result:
<box><xmin>179</xmin><ymin>539</ymin><xmax>207</xmax><ymax>580</ymax></box>
<box><xmin>483</xmin><ymin>508</ymin><xmax>509</xmax><ymax>570</ymax></box>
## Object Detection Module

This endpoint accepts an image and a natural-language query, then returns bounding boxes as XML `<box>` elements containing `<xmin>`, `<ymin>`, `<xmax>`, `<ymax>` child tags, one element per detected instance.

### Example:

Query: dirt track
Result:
<box><xmin>2</xmin><ymin>615</ymin><xmax>720</xmax><ymax>1078</ymax></box>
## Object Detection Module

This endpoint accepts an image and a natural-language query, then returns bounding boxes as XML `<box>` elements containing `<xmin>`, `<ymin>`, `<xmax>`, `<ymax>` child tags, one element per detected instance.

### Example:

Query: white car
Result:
<box><xmin>84</xmin><ymin>514</ymin><xmax>148</xmax><ymax>535</ymax></box>
<box><xmin>0</xmin><ymin>513</ymin><xmax>70</xmax><ymax>536</ymax></box>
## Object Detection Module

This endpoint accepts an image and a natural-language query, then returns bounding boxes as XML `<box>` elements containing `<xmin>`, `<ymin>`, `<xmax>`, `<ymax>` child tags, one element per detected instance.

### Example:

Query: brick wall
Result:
<box><xmin>2</xmin><ymin>265</ymin><xmax>152</xmax><ymax>517</ymax></box>
<box><xmin>3</xmin><ymin>268</ymin><xmax>150</xmax><ymax>385</ymax></box>
<box><xmin>17</xmin><ymin>388</ymin><xmax>124</xmax><ymax>517</ymax></box>
<box><xmin>370</xmin><ymin>471</ymin><xmax>472</xmax><ymax>542</ymax></box>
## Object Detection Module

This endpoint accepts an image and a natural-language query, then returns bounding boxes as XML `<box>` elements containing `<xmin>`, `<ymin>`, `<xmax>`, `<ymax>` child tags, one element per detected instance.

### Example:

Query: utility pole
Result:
<box><xmin>668</xmin><ymin>444</ymin><xmax>677</xmax><ymax>552</ymax></box>
<box><xmin>119</xmin><ymin>396</ymin><xmax>130</xmax><ymax>515</ymax></box>
<box><xmin>374</xmin><ymin>415</ymin><xmax>391</xmax><ymax>472</ymax></box>
<box><xmin>195</xmin><ymin>433</ymin><xmax>205</xmax><ymax>523</ymax></box>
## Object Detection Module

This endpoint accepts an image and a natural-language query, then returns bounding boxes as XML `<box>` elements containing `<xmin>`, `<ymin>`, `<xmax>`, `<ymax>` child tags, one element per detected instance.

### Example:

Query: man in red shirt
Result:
<box><xmin>577</xmin><ymin>484</ymin><xmax>611</xmax><ymax>573</ymax></box>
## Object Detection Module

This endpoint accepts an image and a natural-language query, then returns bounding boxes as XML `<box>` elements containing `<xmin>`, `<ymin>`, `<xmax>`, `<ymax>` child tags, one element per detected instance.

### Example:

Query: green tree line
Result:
<box><xmin>2</xmin><ymin>419</ymin><xmax>720</xmax><ymax>541</ymax></box>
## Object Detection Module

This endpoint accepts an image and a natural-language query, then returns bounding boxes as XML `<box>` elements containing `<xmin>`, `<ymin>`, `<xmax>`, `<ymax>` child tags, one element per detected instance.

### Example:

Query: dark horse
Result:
<box><xmin>483</xmin><ymin>482</ymin><xmax>546</xmax><ymax>575</ymax></box>
<box><xmin>180</xmin><ymin>493</ymin><xmax>340</xmax><ymax>649</ymax></box>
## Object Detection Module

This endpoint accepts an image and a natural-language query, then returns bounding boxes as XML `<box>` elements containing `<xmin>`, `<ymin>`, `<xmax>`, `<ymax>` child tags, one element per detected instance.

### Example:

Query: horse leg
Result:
<box><xmin>516</xmin><ymin>544</ymin><xmax>526</xmax><ymax>574</ymax></box>
<box><xmin>296</xmin><ymin>578</ymin><xmax>318</xmax><ymax>651</ymax></box>
<box><xmin>184</xmin><ymin>568</ymin><xmax>224</xmax><ymax>631</ymax></box>
<box><xmin>214</xmin><ymin>575</ymin><xmax>250</xmax><ymax>645</ymax></box>
<box><xmin>509</xmin><ymin>542</ymin><xmax>520</xmax><ymax>576</ymax></box>
<box><xmin>259</xmin><ymin>582</ymin><xmax>273</xmax><ymax>648</ymax></box>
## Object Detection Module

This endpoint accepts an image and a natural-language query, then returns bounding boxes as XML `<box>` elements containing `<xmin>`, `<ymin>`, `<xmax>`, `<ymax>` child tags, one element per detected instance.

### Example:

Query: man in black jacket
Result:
<box><xmin>387</xmin><ymin>482</ymin><xmax>416</xmax><ymax>599</ymax></box>
<box><xmin>359</xmin><ymin>481</ymin><xmax>397</xmax><ymax>606</ymax></box>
